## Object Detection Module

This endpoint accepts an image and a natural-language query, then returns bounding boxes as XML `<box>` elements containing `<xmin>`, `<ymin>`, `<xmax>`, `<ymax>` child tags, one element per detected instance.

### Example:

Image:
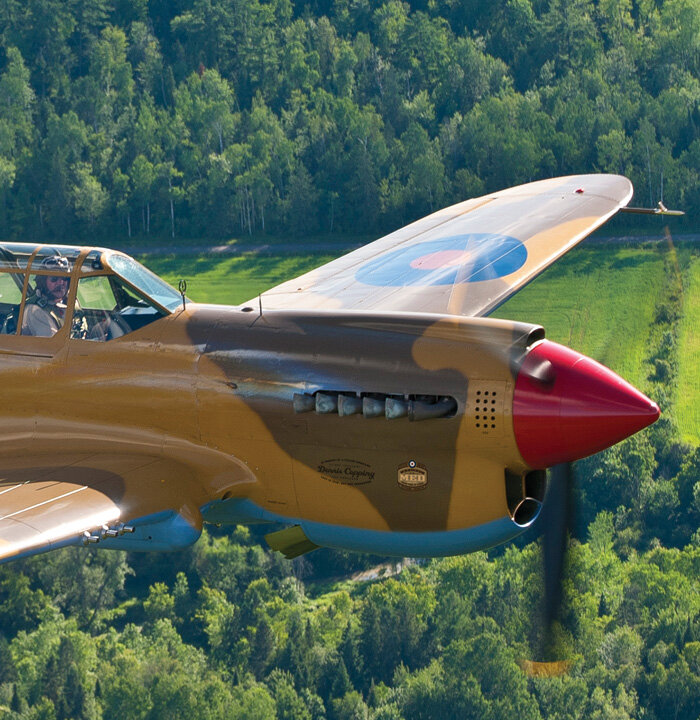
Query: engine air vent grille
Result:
<box><xmin>469</xmin><ymin>381</ymin><xmax>506</xmax><ymax>436</ymax></box>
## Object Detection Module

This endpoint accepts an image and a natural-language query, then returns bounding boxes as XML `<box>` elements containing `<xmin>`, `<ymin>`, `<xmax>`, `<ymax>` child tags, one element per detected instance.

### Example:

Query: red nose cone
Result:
<box><xmin>513</xmin><ymin>340</ymin><xmax>660</xmax><ymax>468</ymax></box>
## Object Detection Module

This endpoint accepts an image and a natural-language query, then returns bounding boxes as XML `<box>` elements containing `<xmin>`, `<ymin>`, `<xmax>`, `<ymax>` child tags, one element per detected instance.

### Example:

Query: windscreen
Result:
<box><xmin>104</xmin><ymin>252</ymin><xmax>182</xmax><ymax>311</ymax></box>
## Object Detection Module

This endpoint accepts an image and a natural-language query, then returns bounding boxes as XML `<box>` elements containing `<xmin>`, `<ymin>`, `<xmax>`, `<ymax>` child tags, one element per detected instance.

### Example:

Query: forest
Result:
<box><xmin>0</xmin><ymin>0</ymin><xmax>699</xmax><ymax>718</ymax></box>
<box><xmin>1</xmin><ymin>0</ymin><xmax>700</xmax><ymax>241</ymax></box>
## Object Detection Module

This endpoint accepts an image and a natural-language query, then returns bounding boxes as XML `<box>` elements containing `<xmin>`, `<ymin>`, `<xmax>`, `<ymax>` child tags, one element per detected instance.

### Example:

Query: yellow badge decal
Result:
<box><xmin>397</xmin><ymin>461</ymin><xmax>428</xmax><ymax>491</ymax></box>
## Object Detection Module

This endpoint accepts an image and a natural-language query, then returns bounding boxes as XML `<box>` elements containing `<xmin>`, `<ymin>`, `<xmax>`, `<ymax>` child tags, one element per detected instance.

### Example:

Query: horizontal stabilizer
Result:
<box><xmin>265</xmin><ymin>525</ymin><xmax>319</xmax><ymax>559</ymax></box>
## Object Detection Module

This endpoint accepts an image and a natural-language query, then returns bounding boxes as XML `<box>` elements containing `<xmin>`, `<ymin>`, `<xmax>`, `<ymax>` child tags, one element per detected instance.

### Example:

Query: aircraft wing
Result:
<box><xmin>0</xmin><ymin>458</ymin><xmax>203</xmax><ymax>564</ymax></box>
<box><xmin>258</xmin><ymin>174</ymin><xmax>632</xmax><ymax>317</ymax></box>
<box><xmin>0</xmin><ymin>476</ymin><xmax>121</xmax><ymax>562</ymax></box>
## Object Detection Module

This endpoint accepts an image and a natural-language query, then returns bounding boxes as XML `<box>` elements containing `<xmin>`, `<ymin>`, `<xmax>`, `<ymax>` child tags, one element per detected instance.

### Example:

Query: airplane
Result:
<box><xmin>0</xmin><ymin>174</ymin><xmax>663</xmax><ymax>572</ymax></box>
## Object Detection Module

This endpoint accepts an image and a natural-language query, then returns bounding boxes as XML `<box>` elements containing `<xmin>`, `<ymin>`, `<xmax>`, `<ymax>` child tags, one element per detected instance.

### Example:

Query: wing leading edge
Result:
<box><xmin>258</xmin><ymin>174</ymin><xmax>633</xmax><ymax>317</ymax></box>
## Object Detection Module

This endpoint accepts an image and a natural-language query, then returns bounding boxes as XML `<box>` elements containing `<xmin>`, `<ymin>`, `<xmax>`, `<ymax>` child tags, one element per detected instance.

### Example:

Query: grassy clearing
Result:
<box><xmin>676</xmin><ymin>255</ymin><xmax>700</xmax><ymax>444</ymax></box>
<box><xmin>492</xmin><ymin>245</ymin><xmax>667</xmax><ymax>391</ymax></box>
<box><xmin>141</xmin><ymin>252</ymin><xmax>336</xmax><ymax>305</ymax></box>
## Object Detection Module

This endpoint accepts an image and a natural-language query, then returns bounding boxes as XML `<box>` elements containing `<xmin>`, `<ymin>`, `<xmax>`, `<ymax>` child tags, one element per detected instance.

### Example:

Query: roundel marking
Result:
<box><xmin>356</xmin><ymin>233</ymin><xmax>528</xmax><ymax>287</ymax></box>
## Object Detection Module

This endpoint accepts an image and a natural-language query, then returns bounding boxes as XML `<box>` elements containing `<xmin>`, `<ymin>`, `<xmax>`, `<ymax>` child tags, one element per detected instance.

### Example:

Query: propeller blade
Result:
<box><xmin>542</xmin><ymin>462</ymin><xmax>574</xmax><ymax>640</ymax></box>
<box><xmin>520</xmin><ymin>462</ymin><xmax>575</xmax><ymax>674</ymax></box>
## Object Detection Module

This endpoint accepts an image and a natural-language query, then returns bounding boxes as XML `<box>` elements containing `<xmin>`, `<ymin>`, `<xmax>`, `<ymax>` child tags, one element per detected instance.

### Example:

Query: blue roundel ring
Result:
<box><xmin>356</xmin><ymin>233</ymin><xmax>528</xmax><ymax>287</ymax></box>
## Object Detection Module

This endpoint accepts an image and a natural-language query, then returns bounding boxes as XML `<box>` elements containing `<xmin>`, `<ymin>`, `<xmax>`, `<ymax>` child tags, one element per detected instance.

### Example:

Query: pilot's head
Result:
<box><xmin>35</xmin><ymin>256</ymin><xmax>71</xmax><ymax>303</ymax></box>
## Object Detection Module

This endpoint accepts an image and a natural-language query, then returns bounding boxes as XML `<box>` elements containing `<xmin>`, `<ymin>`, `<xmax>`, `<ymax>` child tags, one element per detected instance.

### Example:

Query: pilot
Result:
<box><xmin>21</xmin><ymin>256</ymin><xmax>72</xmax><ymax>337</ymax></box>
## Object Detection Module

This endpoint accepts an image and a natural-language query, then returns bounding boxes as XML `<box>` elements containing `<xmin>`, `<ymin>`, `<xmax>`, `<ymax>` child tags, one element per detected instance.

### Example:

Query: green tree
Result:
<box><xmin>130</xmin><ymin>153</ymin><xmax>156</xmax><ymax>233</ymax></box>
<box><xmin>37</xmin><ymin>110</ymin><xmax>90</xmax><ymax>235</ymax></box>
<box><xmin>144</xmin><ymin>582</ymin><xmax>176</xmax><ymax>623</ymax></box>
<box><xmin>0</xmin><ymin>568</ymin><xmax>51</xmax><ymax>637</ymax></box>
<box><xmin>332</xmin><ymin>690</ymin><xmax>368</xmax><ymax>720</ymax></box>
<box><xmin>285</xmin><ymin>163</ymin><xmax>319</xmax><ymax>235</ymax></box>
<box><xmin>26</xmin><ymin>548</ymin><xmax>131</xmax><ymax>631</ymax></box>
<box><xmin>0</xmin><ymin>46</ymin><xmax>35</xmax><ymax>155</ymax></box>
<box><xmin>268</xmin><ymin>670</ymin><xmax>312</xmax><ymax>720</ymax></box>
<box><xmin>71</xmin><ymin>162</ymin><xmax>108</xmax><ymax>228</ymax></box>
<box><xmin>129</xmin><ymin>21</ymin><xmax>165</xmax><ymax>101</ymax></box>
<box><xmin>596</xmin><ymin>129</ymin><xmax>633</xmax><ymax>175</ymax></box>
<box><xmin>80</xmin><ymin>25</ymin><xmax>134</xmax><ymax>141</ymax></box>
<box><xmin>230</xmin><ymin>681</ymin><xmax>277</xmax><ymax>720</ymax></box>
<box><xmin>540</xmin><ymin>0</ymin><xmax>602</xmax><ymax>76</ymax></box>
<box><xmin>250</xmin><ymin>614</ymin><xmax>276</xmax><ymax>678</ymax></box>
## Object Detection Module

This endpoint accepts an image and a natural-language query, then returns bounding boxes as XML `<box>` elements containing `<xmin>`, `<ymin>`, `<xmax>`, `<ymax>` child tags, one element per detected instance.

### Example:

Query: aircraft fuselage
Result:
<box><xmin>0</xmin><ymin>302</ymin><xmax>658</xmax><ymax>556</ymax></box>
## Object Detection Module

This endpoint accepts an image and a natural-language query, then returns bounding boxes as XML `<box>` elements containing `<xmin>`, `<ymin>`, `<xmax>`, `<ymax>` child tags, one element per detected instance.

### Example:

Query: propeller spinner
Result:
<box><xmin>513</xmin><ymin>340</ymin><xmax>660</xmax><ymax>468</ymax></box>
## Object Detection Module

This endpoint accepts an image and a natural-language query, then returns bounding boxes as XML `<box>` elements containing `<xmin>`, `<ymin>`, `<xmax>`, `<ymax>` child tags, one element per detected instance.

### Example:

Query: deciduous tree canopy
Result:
<box><xmin>0</xmin><ymin>0</ymin><xmax>699</xmax><ymax>240</ymax></box>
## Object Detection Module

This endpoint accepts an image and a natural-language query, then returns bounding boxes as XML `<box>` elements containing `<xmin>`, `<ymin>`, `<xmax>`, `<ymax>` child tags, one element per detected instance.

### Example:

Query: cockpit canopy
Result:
<box><xmin>0</xmin><ymin>244</ymin><xmax>182</xmax><ymax>341</ymax></box>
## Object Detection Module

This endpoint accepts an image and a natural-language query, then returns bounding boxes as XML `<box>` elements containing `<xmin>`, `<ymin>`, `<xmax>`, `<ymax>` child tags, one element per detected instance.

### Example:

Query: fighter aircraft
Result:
<box><xmin>0</xmin><ymin>174</ymin><xmax>662</xmax><ymax>572</ymax></box>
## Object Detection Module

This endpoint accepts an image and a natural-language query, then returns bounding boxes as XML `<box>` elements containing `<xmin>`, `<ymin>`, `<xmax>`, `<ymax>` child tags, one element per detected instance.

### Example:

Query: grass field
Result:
<box><xmin>676</xmin><ymin>255</ymin><xmax>700</xmax><ymax>444</ymax></box>
<box><xmin>491</xmin><ymin>245</ymin><xmax>667</xmax><ymax>392</ymax></box>
<box><xmin>140</xmin><ymin>241</ymin><xmax>698</xmax><ymax>444</ymax></box>
<box><xmin>142</xmin><ymin>252</ymin><xmax>335</xmax><ymax>306</ymax></box>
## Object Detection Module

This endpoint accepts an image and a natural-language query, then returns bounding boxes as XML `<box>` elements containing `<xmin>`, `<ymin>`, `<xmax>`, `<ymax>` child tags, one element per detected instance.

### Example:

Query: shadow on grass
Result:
<box><xmin>609</xmin><ymin>252</ymin><xmax>657</xmax><ymax>271</ymax></box>
<box><xmin>142</xmin><ymin>251</ymin><xmax>336</xmax><ymax>280</ymax></box>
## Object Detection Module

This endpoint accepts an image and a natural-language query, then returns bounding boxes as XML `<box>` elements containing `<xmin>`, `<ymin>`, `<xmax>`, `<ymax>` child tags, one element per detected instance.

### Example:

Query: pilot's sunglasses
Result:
<box><xmin>47</xmin><ymin>276</ymin><xmax>69</xmax><ymax>284</ymax></box>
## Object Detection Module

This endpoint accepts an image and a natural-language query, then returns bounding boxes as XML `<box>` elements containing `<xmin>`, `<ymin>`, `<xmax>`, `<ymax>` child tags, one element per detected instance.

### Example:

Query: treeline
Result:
<box><xmin>1</xmin><ymin>0</ymin><xmax>700</xmax><ymax>241</ymax></box>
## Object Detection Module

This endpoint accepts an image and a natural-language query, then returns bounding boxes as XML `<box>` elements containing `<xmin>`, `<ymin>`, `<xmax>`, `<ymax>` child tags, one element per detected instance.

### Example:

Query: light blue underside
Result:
<box><xmin>0</xmin><ymin>509</ymin><xmax>202</xmax><ymax>565</ymax></box>
<box><xmin>98</xmin><ymin>510</ymin><xmax>202</xmax><ymax>551</ymax></box>
<box><xmin>2</xmin><ymin>498</ymin><xmax>523</xmax><ymax>564</ymax></box>
<box><xmin>202</xmin><ymin>498</ymin><xmax>523</xmax><ymax>558</ymax></box>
